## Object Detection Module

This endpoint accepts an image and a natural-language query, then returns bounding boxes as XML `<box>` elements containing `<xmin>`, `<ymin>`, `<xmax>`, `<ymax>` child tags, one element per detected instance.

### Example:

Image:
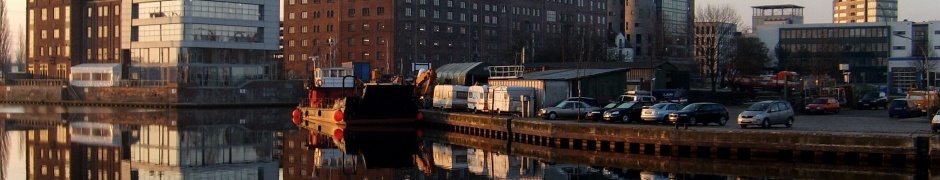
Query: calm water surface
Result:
<box><xmin>0</xmin><ymin>105</ymin><xmax>931</xmax><ymax>179</ymax></box>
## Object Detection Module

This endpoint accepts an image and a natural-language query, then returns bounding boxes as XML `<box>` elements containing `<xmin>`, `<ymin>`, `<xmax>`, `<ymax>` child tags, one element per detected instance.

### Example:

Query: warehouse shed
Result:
<box><xmin>435</xmin><ymin>62</ymin><xmax>490</xmax><ymax>86</ymax></box>
<box><xmin>488</xmin><ymin>68</ymin><xmax>629</xmax><ymax>109</ymax></box>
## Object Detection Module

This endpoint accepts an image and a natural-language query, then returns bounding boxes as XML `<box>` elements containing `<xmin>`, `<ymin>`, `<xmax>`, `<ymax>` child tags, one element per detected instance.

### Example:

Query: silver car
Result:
<box><xmin>737</xmin><ymin>101</ymin><xmax>795</xmax><ymax>128</ymax></box>
<box><xmin>640</xmin><ymin>103</ymin><xmax>683</xmax><ymax>123</ymax></box>
<box><xmin>538</xmin><ymin>101</ymin><xmax>599</xmax><ymax>120</ymax></box>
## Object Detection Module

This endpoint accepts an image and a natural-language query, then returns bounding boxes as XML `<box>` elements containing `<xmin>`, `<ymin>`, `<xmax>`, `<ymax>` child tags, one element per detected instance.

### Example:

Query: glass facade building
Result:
<box><xmin>777</xmin><ymin>26</ymin><xmax>890</xmax><ymax>84</ymax></box>
<box><xmin>122</xmin><ymin>0</ymin><xmax>280</xmax><ymax>86</ymax></box>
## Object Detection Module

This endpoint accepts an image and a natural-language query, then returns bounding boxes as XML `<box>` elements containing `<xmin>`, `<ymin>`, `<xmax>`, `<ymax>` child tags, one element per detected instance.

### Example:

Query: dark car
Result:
<box><xmin>857</xmin><ymin>91</ymin><xmax>888</xmax><ymax>109</ymax></box>
<box><xmin>586</xmin><ymin>102</ymin><xmax>625</xmax><ymax>121</ymax></box>
<box><xmin>602</xmin><ymin>101</ymin><xmax>656</xmax><ymax>123</ymax></box>
<box><xmin>668</xmin><ymin>102</ymin><xmax>730</xmax><ymax>126</ymax></box>
<box><xmin>888</xmin><ymin>98</ymin><xmax>923</xmax><ymax>118</ymax></box>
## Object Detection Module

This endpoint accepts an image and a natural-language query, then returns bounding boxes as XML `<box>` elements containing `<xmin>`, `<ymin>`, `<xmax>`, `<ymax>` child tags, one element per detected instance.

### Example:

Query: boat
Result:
<box><xmin>292</xmin><ymin>66</ymin><xmax>421</xmax><ymax>127</ymax></box>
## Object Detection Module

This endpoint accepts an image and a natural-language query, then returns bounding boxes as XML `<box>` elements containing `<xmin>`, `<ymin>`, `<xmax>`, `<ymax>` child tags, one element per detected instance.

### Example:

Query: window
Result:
<box><xmin>377</xmin><ymin>7</ymin><xmax>385</xmax><ymax>15</ymax></box>
<box><xmin>348</xmin><ymin>9</ymin><xmax>355</xmax><ymax>17</ymax></box>
<box><xmin>347</xmin><ymin>23</ymin><xmax>354</xmax><ymax>32</ymax></box>
<box><xmin>362</xmin><ymin>23</ymin><xmax>370</xmax><ymax>31</ymax></box>
<box><xmin>289</xmin><ymin>0</ymin><xmax>295</xmax><ymax>4</ymax></box>
<box><xmin>894</xmin><ymin>31</ymin><xmax>906</xmax><ymax>35</ymax></box>
<box><xmin>893</xmin><ymin>46</ymin><xmax>906</xmax><ymax>50</ymax></box>
<box><xmin>935</xmin><ymin>46</ymin><xmax>940</xmax><ymax>50</ymax></box>
<box><xmin>302</xmin><ymin>12</ymin><xmax>308</xmax><ymax>18</ymax></box>
<box><xmin>289</xmin><ymin>12</ymin><xmax>295</xmax><ymax>19</ymax></box>
<box><xmin>362</xmin><ymin>8</ymin><xmax>369</xmax><ymax>16</ymax></box>
<box><xmin>347</xmin><ymin>37</ymin><xmax>354</xmax><ymax>45</ymax></box>
<box><xmin>362</xmin><ymin>37</ymin><xmax>370</xmax><ymax>45</ymax></box>
<box><xmin>935</xmin><ymin>30</ymin><xmax>940</xmax><ymax>35</ymax></box>
<box><xmin>377</xmin><ymin>37</ymin><xmax>385</xmax><ymax>44</ymax></box>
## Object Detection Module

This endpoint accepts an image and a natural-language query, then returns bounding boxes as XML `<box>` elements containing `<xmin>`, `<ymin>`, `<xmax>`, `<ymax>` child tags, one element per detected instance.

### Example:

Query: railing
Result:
<box><xmin>298</xmin><ymin>98</ymin><xmax>341</xmax><ymax>109</ymax></box>
<box><xmin>117</xmin><ymin>80</ymin><xmax>170</xmax><ymax>87</ymax></box>
<box><xmin>489</xmin><ymin>65</ymin><xmax>525</xmax><ymax>79</ymax></box>
<box><xmin>10</xmin><ymin>79</ymin><xmax>68</xmax><ymax>86</ymax></box>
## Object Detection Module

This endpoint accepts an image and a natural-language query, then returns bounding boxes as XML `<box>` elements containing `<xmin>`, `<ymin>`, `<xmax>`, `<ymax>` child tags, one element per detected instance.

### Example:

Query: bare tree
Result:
<box><xmin>16</xmin><ymin>24</ymin><xmax>23</xmax><ymax>72</ymax></box>
<box><xmin>695</xmin><ymin>4</ymin><xmax>744</xmax><ymax>92</ymax></box>
<box><xmin>905</xmin><ymin>43</ymin><xmax>939</xmax><ymax>89</ymax></box>
<box><xmin>0</xmin><ymin>0</ymin><xmax>10</xmax><ymax>73</ymax></box>
<box><xmin>726</xmin><ymin>36</ymin><xmax>771</xmax><ymax>91</ymax></box>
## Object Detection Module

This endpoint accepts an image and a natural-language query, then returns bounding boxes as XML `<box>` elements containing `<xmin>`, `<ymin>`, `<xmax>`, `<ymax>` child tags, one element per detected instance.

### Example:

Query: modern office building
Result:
<box><xmin>27</xmin><ymin>0</ymin><xmax>281</xmax><ymax>86</ymax></box>
<box><xmin>283</xmin><ymin>0</ymin><xmax>607</xmax><ymax>77</ymax></box>
<box><xmin>751</xmin><ymin>4</ymin><xmax>804</xmax><ymax>33</ymax></box>
<box><xmin>833</xmin><ymin>0</ymin><xmax>897</xmax><ymax>23</ymax></box>
<box><xmin>121</xmin><ymin>0</ymin><xmax>281</xmax><ymax>86</ymax></box>
<box><xmin>756</xmin><ymin>21</ymin><xmax>940</xmax><ymax>93</ymax></box>
<box><xmin>694</xmin><ymin>22</ymin><xmax>736</xmax><ymax>77</ymax></box>
<box><xmin>612</xmin><ymin>0</ymin><xmax>694</xmax><ymax>61</ymax></box>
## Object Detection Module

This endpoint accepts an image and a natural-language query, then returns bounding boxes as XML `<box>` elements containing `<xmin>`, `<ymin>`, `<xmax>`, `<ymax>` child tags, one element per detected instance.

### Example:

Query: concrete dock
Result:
<box><xmin>420</xmin><ymin>109</ymin><xmax>940</xmax><ymax>169</ymax></box>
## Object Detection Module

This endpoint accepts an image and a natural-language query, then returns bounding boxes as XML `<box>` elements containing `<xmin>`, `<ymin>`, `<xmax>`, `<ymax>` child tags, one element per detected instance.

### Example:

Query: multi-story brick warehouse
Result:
<box><xmin>282</xmin><ymin>0</ymin><xmax>608</xmax><ymax>78</ymax></box>
<box><xmin>27</xmin><ymin>0</ymin><xmax>122</xmax><ymax>79</ymax></box>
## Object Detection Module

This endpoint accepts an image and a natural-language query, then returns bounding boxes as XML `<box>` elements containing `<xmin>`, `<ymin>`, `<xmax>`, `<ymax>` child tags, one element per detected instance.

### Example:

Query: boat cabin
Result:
<box><xmin>314</xmin><ymin>67</ymin><xmax>356</xmax><ymax>88</ymax></box>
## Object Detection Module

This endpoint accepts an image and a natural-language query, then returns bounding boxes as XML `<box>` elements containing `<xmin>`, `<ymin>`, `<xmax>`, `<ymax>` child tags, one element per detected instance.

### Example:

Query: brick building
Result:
<box><xmin>283</xmin><ymin>0</ymin><xmax>608</xmax><ymax>78</ymax></box>
<box><xmin>26</xmin><ymin>0</ymin><xmax>122</xmax><ymax>79</ymax></box>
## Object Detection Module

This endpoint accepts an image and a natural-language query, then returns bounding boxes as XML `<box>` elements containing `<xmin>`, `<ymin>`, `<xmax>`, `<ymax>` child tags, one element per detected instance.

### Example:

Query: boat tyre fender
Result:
<box><xmin>316</xmin><ymin>79</ymin><xmax>324</xmax><ymax>87</ymax></box>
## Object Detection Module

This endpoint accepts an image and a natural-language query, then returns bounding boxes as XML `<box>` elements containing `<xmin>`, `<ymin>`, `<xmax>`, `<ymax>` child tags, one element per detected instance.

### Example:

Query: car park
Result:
<box><xmin>888</xmin><ymin>98</ymin><xmax>923</xmax><ymax>118</ymax></box>
<box><xmin>737</xmin><ymin>101</ymin><xmax>795</xmax><ymax>128</ymax></box>
<box><xmin>640</xmin><ymin>103</ymin><xmax>683</xmax><ymax>123</ymax></box>
<box><xmin>805</xmin><ymin>97</ymin><xmax>840</xmax><ymax>114</ymax></box>
<box><xmin>857</xmin><ymin>91</ymin><xmax>888</xmax><ymax>109</ymax></box>
<box><xmin>538</xmin><ymin>101</ymin><xmax>598</xmax><ymax>120</ymax></box>
<box><xmin>668</xmin><ymin>102</ymin><xmax>730</xmax><ymax>126</ymax></box>
<box><xmin>603</xmin><ymin>101</ymin><xmax>656</xmax><ymax>123</ymax></box>
<box><xmin>586</xmin><ymin>102</ymin><xmax>625</xmax><ymax>121</ymax></box>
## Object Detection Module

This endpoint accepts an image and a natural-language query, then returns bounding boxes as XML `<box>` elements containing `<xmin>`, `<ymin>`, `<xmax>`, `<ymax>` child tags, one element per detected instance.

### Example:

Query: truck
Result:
<box><xmin>907</xmin><ymin>90</ymin><xmax>939</xmax><ymax>113</ymax></box>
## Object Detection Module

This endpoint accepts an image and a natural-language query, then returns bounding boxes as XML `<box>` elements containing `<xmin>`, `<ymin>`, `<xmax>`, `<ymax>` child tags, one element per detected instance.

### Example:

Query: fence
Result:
<box><xmin>117</xmin><ymin>80</ymin><xmax>170</xmax><ymax>87</ymax></box>
<box><xmin>298</xmin><ymin>98</ymin><xmax>341</xmax><ymax>109</ymax></box>
<box><xmin>9</xmin><ymin>79</ymin><xmax>68</xmax><ymax>86</ymax></box>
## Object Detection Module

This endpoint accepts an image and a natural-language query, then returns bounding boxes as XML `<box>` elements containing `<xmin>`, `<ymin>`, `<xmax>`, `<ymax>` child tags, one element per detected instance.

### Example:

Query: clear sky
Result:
<box><xmin>696</xmin><ymin>0</ymin><xmax>940</xmax><ymax>28</ymax></box>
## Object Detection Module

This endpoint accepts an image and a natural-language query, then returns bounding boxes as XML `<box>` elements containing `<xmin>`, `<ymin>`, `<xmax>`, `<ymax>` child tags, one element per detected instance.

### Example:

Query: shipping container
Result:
<box><xmin>342</xmin><ymin>62</ymin><xmax>372</xmax><ymax>83</ymax></box>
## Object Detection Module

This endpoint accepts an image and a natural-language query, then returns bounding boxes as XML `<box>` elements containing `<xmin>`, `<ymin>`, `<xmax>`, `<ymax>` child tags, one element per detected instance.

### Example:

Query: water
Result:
<box><xmin>0</xmin><ymin>105</ymin><xmax>931</xmax><ymax>180</ymax></box>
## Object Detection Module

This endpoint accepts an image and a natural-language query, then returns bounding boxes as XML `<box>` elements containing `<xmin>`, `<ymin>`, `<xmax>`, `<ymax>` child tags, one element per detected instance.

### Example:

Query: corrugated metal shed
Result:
<box><xmin>491</xmin><ymin>68</ymin><xmax>630</xmax><ymax>110</ymax></box>
<box><xmin>436</xmin><ymin>62</ymin><xmax>490</xmax><ymax>86</ymax></box>
<box><xmin>520</xmin><ymin>68</ymin><xmax>627</xmax><ymax>80</ymax></box>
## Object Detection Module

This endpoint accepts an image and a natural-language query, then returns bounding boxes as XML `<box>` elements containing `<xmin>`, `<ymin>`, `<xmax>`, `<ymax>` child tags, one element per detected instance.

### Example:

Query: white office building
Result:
<box><xmin>121</xmin><ymin>0</ymin><xmax>280</xmax><ymax>86</ymax></box>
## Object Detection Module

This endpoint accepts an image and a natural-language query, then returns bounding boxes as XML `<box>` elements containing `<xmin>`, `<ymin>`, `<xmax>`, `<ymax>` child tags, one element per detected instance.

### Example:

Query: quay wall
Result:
<box><xmin>0</xmin><ymin>80</ymin><xmax>305</xmax><ymax>107</ymax></box>
<box><xmin>421</xmin><ymin>110</ymin><xmax>939</xmax><ymax>167</ymax></box>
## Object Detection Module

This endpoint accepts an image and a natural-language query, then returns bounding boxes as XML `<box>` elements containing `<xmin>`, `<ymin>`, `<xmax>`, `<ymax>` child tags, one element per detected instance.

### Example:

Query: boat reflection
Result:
<box><xmin>286</xmin><ymin>121</ymin><xmax>420</xmax><ymax>179</ymax></box>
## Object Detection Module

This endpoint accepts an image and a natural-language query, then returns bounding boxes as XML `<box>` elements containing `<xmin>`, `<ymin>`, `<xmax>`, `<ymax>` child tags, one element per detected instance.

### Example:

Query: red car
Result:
<box><xmin>805</xmin><ymin>97</ymin><xmax>840</xmax><ymax>114</ymax></box>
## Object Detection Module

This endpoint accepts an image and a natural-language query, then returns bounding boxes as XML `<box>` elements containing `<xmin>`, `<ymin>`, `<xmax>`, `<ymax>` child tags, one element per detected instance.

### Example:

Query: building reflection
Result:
<box><xmin>0</xmin><ymin>107</ymin><xmax>291</xmax><ymax>180</ymax></box>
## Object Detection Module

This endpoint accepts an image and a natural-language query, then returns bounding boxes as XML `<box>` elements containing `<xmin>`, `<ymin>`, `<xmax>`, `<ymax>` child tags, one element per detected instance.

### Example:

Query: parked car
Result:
<box><xmin>563</xmin><ymin>97</ymin><xmax>600</xmax><ymax>108</ymax></box>
<box><xmin>586</xmin><ymin>102</ymin><xmax>625</xmax><ymax>121</ymax></box>
<box><xmin>640</xmin><ymin>103</ymin><xmax>684</xmax><ymax>123</ymax></box>
<box><xmin>932</xmin><ymin>109</ymin><xmax>940</xmax><ymax>132</ymax></box>
<box><xmin>614</xmin><ymin>94</ymin><xmax>657</xmax><ymax>103</ymax></box>
<box><xmin>737</xmin><ymin>101</ymin><xmax>795</xmax><ymax>128</ymax></box>
<box><xmin>888</xmin><ymin>98</ymin><xmax>923</xmax><ymax>118</ymax></box>
<box><xmin>602</xmin><ymin>101</ymin><xmax>656</xmax><ymax>123</ymax></box>
<box><xmin>804</xmin><ymin>97</ymin><xmax>840</xmax><ymax>114</ymax></box>
<box><xmin>857</xmin><ymin>91</ymin><xmax>888</xmax><ymax>109</ymax></box>
<box><xmin>668</xmin><ymin>102</ymin><xmax>730</xmax><ymax>126</ymax></box>
<box><xmin>538</xmin><ymin>101</ymin><xmax>598</xmax><ymax>120</ymax></box>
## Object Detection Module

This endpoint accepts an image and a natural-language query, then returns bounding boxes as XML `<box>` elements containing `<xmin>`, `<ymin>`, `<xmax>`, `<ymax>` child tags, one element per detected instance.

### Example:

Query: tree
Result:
<box><xmin>695</xmin><ymin>4</ymin><xmax>744</xmax><ymax>92</ymax></box>
<box><xmin>904</xmin><ymin>39</ymin><xmax>939</xmax><ymax>89</ymax></box>
<box><xmin>16</xmin><ymin>24</ymin><xmax>23</xmax><ymax>72</ymax></box>
<box><xmin>0</xmin><ymin>0</ymin><xmax>11</xmax><ymax>73</ymax></box>
<box><xmin>729</xmin><ymin>37</ymin><xmax>771</xmax><ymax>76</ymax></box>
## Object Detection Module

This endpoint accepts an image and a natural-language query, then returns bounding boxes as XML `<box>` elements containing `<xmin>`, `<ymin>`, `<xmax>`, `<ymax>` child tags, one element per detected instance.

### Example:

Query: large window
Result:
<box><xmin>135</xmin><ymin>0</ymin><xmax>261</xmax><ymax>21</ymax></box>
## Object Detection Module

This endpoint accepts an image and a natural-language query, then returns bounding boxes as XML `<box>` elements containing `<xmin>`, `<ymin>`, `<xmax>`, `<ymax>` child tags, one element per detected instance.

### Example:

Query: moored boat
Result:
<box><xmin>292</xmin><ymin>67</ymin><xmax>421</xmax><ymax>128</ymax></box>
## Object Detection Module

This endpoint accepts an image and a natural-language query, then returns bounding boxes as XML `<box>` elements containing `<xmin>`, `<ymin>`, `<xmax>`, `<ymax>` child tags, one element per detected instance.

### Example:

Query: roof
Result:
<box><xmin>752</xmin><ymin>4</ymin><xmax>804</xmax><ymax>9</ymax></box>
<box><xmin>435</xmin><ymin>62</ymin><xmax>490</xmax><ymax>85</ymax></box>
<box><xmin>72</xmin><ymin>63</ymin><xmax>120</xmax><ymax>68</ymax></box>
<box><xmin>520</xmin><ymin>68</ymin><xmax>628</xmax><ymax>80</ymax></box>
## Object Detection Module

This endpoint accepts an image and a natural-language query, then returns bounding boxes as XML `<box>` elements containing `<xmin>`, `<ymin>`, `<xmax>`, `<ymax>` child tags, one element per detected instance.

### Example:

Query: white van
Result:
<box><xmin>490</xmin><ymin>86</ymin><xmax>537</xmax><ymax>114</ymax></box>
<box><xmin>467</xmin><ymin>85</ymin><xmax>490</xmax><ymax>113</ymax></box>
<box><xmin>433</xmin><ymin>85</ymin><xmax>470</xmax><ymax>110</ymax></box>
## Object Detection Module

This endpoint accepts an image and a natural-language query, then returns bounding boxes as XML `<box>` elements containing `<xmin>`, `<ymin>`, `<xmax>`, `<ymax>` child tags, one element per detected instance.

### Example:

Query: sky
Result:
<box><xmin>696</xmin><ymin>0</ymin><xmax>940</xmax><ymax>28</ymax></box>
